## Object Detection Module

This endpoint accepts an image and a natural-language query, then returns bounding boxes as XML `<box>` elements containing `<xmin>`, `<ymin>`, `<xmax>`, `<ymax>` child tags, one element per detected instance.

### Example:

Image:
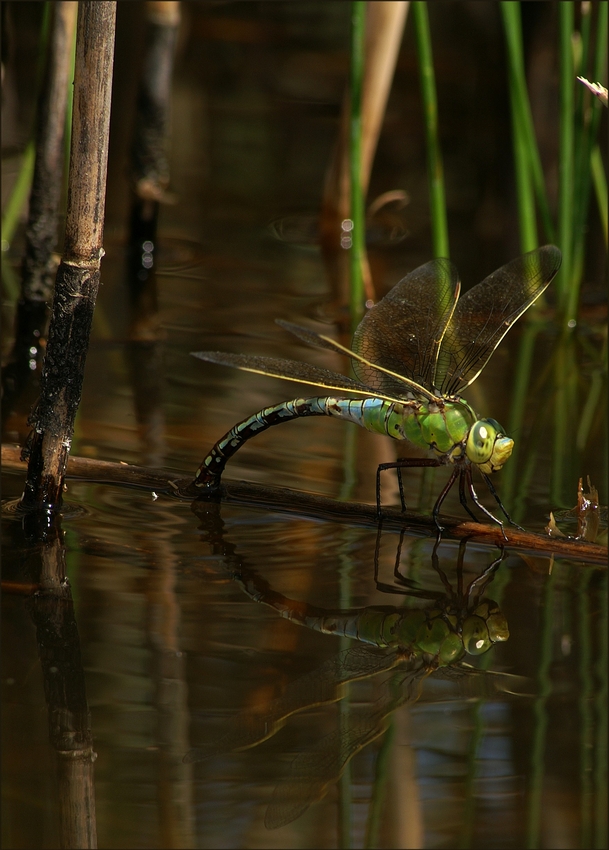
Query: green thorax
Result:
<box><xmin>331</xmin><ymin>396</ymin><xmax>477</xmax><ymax>456</ymax></box>
<box><xmin>325</xmin><ymin>599</ymin><xmax>508</xmax><ymax>667</ymax></box>
<box><xmin>329</xmin><ymin>605</ymin><xmax>465</xmax><ymax>666</ymax></box>
<box><xmin>395</xmin><ymin>398</ymin><xmax>477</xmax><ymax>455</ymax></box>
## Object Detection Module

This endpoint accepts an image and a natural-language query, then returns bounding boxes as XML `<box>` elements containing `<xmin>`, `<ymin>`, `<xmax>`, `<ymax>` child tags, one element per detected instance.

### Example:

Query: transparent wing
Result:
<box><xmin>436</xmin><ymin>245</ymin><xmax>562</xmax><ymax>395</ymax></box>
<box><xmin>183</xmin><ymin>645</ymin><xmax>401</xmax><ymax>764</ymax></box>
<box><xmin>191</xmin><ymin>351</ymin><xmax>403</xmax><ymax>403</ymax></box>
<box><xmin>277</xmin><ymin>318</ymin><xmax>441</xmax><ymax>402</ymax></box>
<box><xmin>265</xmin><ymin>664</ymin><xmax>427</xmax><ymax>829</ymax></box>
<box><xmin>349</xmin><ymin>258</ymin><xmax>460</xmax><ymax>396</ymax></box>
<box><xmin>264</xmin><ymin>657</ymin><xmax>530</xmax><ymax>828</ymax></box>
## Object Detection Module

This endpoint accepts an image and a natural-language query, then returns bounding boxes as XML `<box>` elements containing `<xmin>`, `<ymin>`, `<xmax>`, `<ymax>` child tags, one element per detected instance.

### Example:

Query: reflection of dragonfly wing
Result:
<box><xmin>190</xmin><ymin>351</ymin><xmax>403</xmax><ymax>400</ymax></box>
<box><xmin>432</xmin><ymin>663</ymin><xmax>530</xmax><ymax>698</ymax></box>
<box><xmin>264</xmin><ymin>661</ymin><xmax>529</xmax><ymax>828</ymax></box>
<box><xmin>183</xmin><ymin>645</ymin><xmax>402</xmax><ymax>764</ymax></box>
<box><xmin>265</xmin><ymin>663</ymin><xmax>429</xmax><ymax>829</ymax></box>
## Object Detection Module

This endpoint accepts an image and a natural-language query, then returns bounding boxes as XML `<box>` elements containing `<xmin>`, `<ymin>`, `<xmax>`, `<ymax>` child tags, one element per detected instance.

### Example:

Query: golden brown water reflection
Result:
<box><xmin>2</xmin><ymin>2</ymin><xmax>606</xmax><ymax>848</ymax></box>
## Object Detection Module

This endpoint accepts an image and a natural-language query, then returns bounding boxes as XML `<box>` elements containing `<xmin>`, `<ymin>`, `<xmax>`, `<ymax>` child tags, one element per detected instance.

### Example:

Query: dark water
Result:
<box><xmin>2</xmin><ymin>3</ymin><xmax>606</xmax><ymax>848</ymax></box>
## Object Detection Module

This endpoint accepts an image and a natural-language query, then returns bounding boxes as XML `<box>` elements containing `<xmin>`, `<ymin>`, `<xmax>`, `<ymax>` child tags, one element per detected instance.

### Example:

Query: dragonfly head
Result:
<box><xmin>461</xmin><ymin>599</ymin><xmax>509</xmax><ymax>656</ymax></box>
<box><xmin>466</xmin><ymin>418</ymin><xmax>514</xmax><ymax>474</ymax></box>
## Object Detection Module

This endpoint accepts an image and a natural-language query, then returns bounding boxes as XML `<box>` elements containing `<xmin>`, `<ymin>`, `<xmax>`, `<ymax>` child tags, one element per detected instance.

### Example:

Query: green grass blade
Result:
<box><xmin>1</xmin><ymin>141</ymin><xmax>36</xmax><ymax>249</ymax></box>
<box><xmin>1</xmin><ymin>2</ymin><xmax>52</xmax><ymax>253</ymax></box>
<box><xmin>557</xmin><ymin>2</ymin><xmax>576</xmax><ymax>322</ymax></box>
<box><xmin>500</xmin><ymin>2</ymin><xmax>555</xmax><ymax>246</ymax></box>
<box><xmin>349</xmin><ymin>0</ymin><xmax>366</xmax><ymax>331</ymax></box>
<box><xmin>594</xmin><ymin>573</ymin><xmax>608</xmax><ymax>848</ymax></box>
<box><xmin>412</xmin><ymin>1</ymin><xmax>449</xmax><ymax>259</ymax></box>
<box><xmin>364</xmin><ymin>712</ymin><xmax>395</xmax><ymax>848</ymax></box>
<box><xmin>509</xmin><ymin>70</ymin><xmax>538</xmax><ymax>253</ymax></box>
<box><xmin>570</xmin><ymin>2</ymin><xmax>607</xmax><ymax>300</ymax></box>
<box><xmin>591</xmin><ymin>145</ymin><xmax>608</xmax><ymax>246</ymax></box>
<box><xmin>501</xmin><ymin>322</ymin><xmax>540</xmax><ymax>509</ymax></box>
<box><xmin>578</xmin><ymin>569</ymin><xmax>594</xmax><ymax>848</ymax></box>
<box><xmin>526</xmin><ymin>570</ymin><xmax>557</xmax><ymax>848</ymax></box>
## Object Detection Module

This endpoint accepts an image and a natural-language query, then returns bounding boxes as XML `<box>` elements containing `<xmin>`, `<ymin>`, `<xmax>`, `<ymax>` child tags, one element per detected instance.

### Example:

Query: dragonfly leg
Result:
<box><xmin>431</xmin><ymin>467</ymin><xmax>461</xmax><ymax>532</ymax></box>
<box><xmin>393</xmin><ymin>526</ymin><xmax>416</xmax><ymax>588</ymax></box>
<box><xmin>480</xmin><ymin>472</ymin><xmax>524</xmax><ymax>530</ymax></box>
<box><xmin>465</xmin><ymin>468</ymin><xmax>508</xmax><ymax>540</ymax></box>
<box><xmin>373</xmin><ymin>521</ymin><xmax>420</xmax><ymax>594</ymax></box>
<box><xmin>397</xmin><ymin>468</ymin><xmax>406</xmax><ymax>511</ymax></box>
<box><xmin>466</xmin><ymin>546</ymin><xmax>505</xmax><ymax>605</ymax></box>
<box><xmin>376</xmin><ymin>457</ymin><xmax>443</xmax><ymax>519</ymax></box>
<box><xmin>458</xmin><ymin>472</ymin><xmax>481</xmax><ymax>523</ymax></box>
<box><xmin>430</xmin><ymin>534</ymin><xmax>460</xmax><ymax>597</ymax></box>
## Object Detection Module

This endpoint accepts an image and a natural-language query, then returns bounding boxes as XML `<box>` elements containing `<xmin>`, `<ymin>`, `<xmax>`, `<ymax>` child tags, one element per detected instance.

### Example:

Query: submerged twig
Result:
<box><xmin>320</xmin><ymin>1</ymin><xmax>409</xmax><ymax>308</ymax></box>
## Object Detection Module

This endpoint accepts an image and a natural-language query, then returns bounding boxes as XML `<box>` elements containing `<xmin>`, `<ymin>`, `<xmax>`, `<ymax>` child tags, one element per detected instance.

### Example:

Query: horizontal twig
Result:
<box><xmin>2</xmin><ymin>444</ymin><xmax>605</xmax><ymax>566</ymax></box>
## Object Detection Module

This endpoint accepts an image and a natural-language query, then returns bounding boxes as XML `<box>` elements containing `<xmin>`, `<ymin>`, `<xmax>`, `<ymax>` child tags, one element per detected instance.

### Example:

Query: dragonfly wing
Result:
<box><xmin>351</xmin><ymin>258</ymin><xmax>460</xmax><ymax>396</ymax></box>
<box><xmin>183</xmin><ymin>646</ymin><xmax>400</xmax><ymax>763</ymax></box>
<box><xmin>436</xmin><ymin>245</ymin><xmax>562</xmax><ymax>395</ymax></box>
<box><xmin>191</xmin><ymin>351</ymin><xmax>400</xmax><ymax>402</ymax></box>
<box><xmin>278</xmin><ymin>318</ymin><xmax>440</xmax><ymax>402</ymax></box>
<box><xmin>265</xmin><ymin>663</ymin><xmax>427</xmax><ymax>829</ymax></box>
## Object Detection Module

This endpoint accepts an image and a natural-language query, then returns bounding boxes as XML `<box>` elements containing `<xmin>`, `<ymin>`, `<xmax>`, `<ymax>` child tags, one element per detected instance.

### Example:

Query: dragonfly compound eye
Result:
<box><xmin>466</xmin><ymin>419</ymin><xmax>514</xmax><ymax>473</ymax></box>
<box><xmin>461</xmin><ymin>616</ymin><xmax>492</xmax><ymax>656</ymax></box>
<box><xmin>472</xmin><ymin>600</ymin><xmax>510</xmax><ymax>644</ymax></box>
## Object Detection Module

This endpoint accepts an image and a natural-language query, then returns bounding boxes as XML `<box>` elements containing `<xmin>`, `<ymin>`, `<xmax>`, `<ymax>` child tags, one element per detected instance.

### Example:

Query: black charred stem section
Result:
<box><xmin>23</xmin><ymin>517</ymin><xmax>97</xmax><ymax>848</ymax></box>
<box><xmin>21</xmin><ymin>262</ymin><xmax>101</xmax><ymax>510</ymax></box>
<box><xmin>1</xmin><ymin>299</ymin><xmax>48</xmax><ymax>429</ymax></box>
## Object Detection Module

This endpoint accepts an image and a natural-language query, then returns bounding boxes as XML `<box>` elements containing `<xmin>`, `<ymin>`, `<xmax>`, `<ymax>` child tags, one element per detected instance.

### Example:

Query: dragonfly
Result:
<box><xmin>185</xmin><ymin>508</ymin><xmax>517</xmax><ymax>827</ymax></box>
<box><xmin>192</xmin><ymin>245</ymin><xmax>561</xmax><ymax>528</ymax></box>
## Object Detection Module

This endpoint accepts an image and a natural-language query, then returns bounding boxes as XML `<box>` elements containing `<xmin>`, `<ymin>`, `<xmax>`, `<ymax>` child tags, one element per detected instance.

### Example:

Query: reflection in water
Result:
<box><xmin>186</xmin><ymin>504</ymin><xmax>520</xmax><ymax>829</ymax></box>
<box><xmin>12</xmin><ymin>514</ymin><xmax>98</xmax><ymax>848</ymax></box>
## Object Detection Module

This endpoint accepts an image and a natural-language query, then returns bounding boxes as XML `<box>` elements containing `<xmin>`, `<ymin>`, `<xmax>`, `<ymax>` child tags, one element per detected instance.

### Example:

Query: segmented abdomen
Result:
<box><xmin>192</xmin><ymin>395</ymin><xmax>422</xmax><ymax>491</ymax></box>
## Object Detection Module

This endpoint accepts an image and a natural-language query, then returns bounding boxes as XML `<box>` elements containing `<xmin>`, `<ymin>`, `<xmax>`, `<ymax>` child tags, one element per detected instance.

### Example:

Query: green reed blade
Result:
<box><xmin>591</xmin><ymin>145</ymin><xmax>608</xmax><ymax>247</ymax></box>
<box><xmin>500</xmin><ymin>2</ymin><xmax>555</xmax><ymax>246</ymax></box>
<box><xmin>576</xmin><ymin>365</ymin><xmax>605</xmax><ymax>453</ymax></box>
<box><xmin>350</xmin><ymin>0</ymin><xmax>366</xmax><ymax>332</ymax></box>
<box><xmin>526</xmin><ymin>569</ymin><xmax>557</xmax><ymax>849</ymax></box>
<box><xmin>594</xmin><ymin>573</ymin><xmax>608</xmax><ymax>848</ymax></box>
<box><xmin>552</xmin><ymin>333</ymin><xmax>580</xmax><ymax>508</ymax></box>
<box><xmin>510</xmin><ymin>71</ymin><xmax>538</xmax><ymax>253</ymax></box>
<box><xmin>412</xmin><ymin>1</ymin><xmax>449</xmax><ymax>259</ymax></box>
<box><xmin>364</xmin><ymin>692</ymin><xmax>397</xmax><ymax>849</ymax></box>
<box><xmin>557</xmin><ymin>2</ymin><xmax>575</xmax><ymax>322</ymax></box>
<box><xmin>570</xmin><ymin>2</ymin><xmax>607</xmax><ymax>309</ymax></box>
<box><xmin>578</xmin><ymin>568</ymin><xmax>594</xmax><ymax>848</ymax></box>
<box><xmin>1</xmin><ymin>3</ymin><xmax>51</xmax><ymax>253</ymax></box>
<box><xmin>501</xmin><ymin>323</ymin><xmax>540</xmax><ymax>510</ymax></box>
<box><xmin>0</xmin><ymin>253</ymin><xmax>20</xmax><ymax>302</ymax></box>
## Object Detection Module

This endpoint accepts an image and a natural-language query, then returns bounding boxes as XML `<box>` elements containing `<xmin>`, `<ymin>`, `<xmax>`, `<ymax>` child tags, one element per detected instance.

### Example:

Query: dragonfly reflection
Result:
<box><xmin>186</xmin><ymin>507</ymin><xmax>519</xmax><ymax>829</ymax></box>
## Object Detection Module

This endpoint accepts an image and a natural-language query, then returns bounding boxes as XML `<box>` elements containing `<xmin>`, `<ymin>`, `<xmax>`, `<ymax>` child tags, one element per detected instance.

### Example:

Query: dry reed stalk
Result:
<box><xmin>21</xmin><ymin>1</ymin><xmax>117</xmax><ymax>512</ymax></box>
<box><xmin>321</xmin><ymin>1</ymin><xmax>409</xmax><ymax>306</ymax></box>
